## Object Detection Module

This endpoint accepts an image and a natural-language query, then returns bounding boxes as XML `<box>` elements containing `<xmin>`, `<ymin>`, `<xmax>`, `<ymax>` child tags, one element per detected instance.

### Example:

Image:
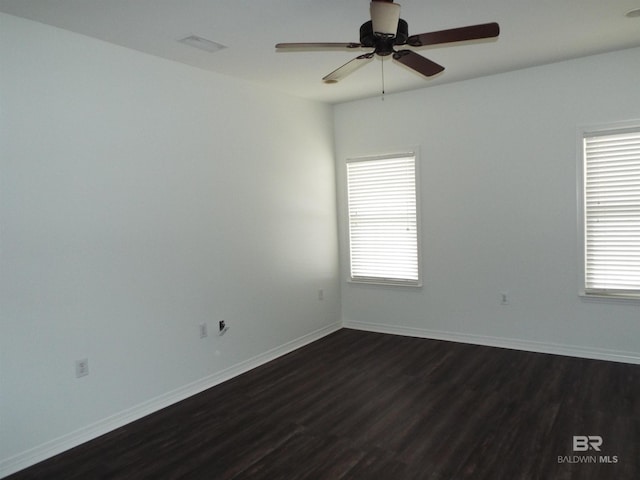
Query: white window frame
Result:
<box><xmin>345</xmin><ymin>151</ymin><xmax>422</xmax><ymax>287</ymax></box>
<box><xmin>579</xmin><ymin>121</ymin><xmax>640</xmax><ymax>300</ymax></box>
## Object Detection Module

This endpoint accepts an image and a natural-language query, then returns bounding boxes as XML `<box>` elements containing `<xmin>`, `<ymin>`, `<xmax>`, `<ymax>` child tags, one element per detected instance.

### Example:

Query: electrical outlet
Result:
<box><xmin>199</xmin><ymin>322</ymin><xmax>208</xmax><ymax>338</ymax></box>
<box><xmin>219</xmin><ymin>320</ymin><xmax>229</xmax><ymax>336</ymax></box>
<box><xmin>75</xmin><ymin>358</ymin><xmax>89</xmax><ymax>378</ymax></box>
<box><xmin>500</xmin><ymin>292</ymin><xmax>510</xmax><ymax>305</ymax></box>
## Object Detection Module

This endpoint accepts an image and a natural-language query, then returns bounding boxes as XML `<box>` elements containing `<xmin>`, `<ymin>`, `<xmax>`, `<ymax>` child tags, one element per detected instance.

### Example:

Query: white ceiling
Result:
<box><xmin>2</xmin><ymin>0</ymin><xmax>640</xmax><ymax>104</ymax></box>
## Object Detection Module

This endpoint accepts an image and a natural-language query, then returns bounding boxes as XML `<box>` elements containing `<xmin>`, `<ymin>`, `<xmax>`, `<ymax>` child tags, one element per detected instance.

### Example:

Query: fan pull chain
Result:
<box><xmin>381</xmin><ymin>56</ymin><xmax>385</xmax><ymax>101</ymax></box>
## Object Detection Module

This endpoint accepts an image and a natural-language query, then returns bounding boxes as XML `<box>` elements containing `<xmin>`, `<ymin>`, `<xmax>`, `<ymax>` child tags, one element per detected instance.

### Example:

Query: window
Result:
<box><xmin>582</xmin><ymin>125</ymin><xmax>640</xmax><ymax>297</ymax></box>
<box><xmin>346</xmin><ymin>153</ymin><xmax>421</xmax><ymax>286</ymax></box>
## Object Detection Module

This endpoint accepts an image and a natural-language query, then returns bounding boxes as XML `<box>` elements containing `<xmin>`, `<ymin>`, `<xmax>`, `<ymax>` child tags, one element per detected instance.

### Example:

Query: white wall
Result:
<box><xmin>0</xmin><ymin>13</ymin><xmax>339</xmax><ymax>475</ymax></box>
<box><xmin>334</xmin><ymin>47</ymin><xmax>640</xmax><ymax>362</ymax></box>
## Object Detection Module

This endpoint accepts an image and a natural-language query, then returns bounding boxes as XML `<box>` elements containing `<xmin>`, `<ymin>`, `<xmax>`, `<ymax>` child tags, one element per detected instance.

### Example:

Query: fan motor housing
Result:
<box><xmin>360</xmin><ymin>19</ymin><xmax>408</xmax><ymax>52</ymax></box>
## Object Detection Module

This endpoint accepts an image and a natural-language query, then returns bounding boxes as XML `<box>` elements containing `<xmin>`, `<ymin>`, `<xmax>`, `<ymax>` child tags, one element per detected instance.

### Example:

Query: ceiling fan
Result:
<box><xmin>276</xmin><ymin>0</ymin><xmax>499</xmax><ymax>84</ymax></box>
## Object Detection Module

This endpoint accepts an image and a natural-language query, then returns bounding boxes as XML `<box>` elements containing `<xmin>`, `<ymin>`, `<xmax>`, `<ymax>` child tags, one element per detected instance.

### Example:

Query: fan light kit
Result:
<box><xmin>276</xmin><ymin>0</ymin><xmax>499</xmax><ymax>85</ymax></box>
<box><xmin>625</xmin><ymin>7</ymin><xmax>640</xmax><ymax>17</ymax></box>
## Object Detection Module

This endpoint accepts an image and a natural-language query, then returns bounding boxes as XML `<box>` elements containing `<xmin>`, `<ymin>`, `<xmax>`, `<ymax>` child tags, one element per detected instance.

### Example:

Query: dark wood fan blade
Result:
<box><xmin>406</xmin><ymin>22</ymin><xmax>499</xmax><ymax>47</ymax></box>
<box><xmin>276</xmin><ymin>42</ymin><xmax>362</xmax><ymax>50</ymax></box>
<box><xmin>393</xmin><ymin>50</ymin><xmax>444</xmax><ymax>77</ymax></box>
<box><xmin>322</xmin><ymin>53</ymin><xmax>375</xmax><ymax>83</ymax></box>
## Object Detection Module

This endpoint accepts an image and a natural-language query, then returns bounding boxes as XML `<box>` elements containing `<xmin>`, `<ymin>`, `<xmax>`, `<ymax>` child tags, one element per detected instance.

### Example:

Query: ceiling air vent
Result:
<box><xmin>178</xmin><ymin>35</ymin><xmax>227</xmax><ymax>53</ymax></box>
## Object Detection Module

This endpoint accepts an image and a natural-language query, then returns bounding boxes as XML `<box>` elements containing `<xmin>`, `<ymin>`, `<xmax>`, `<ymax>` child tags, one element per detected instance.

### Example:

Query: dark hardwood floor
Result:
<box><xmin>7</xmin><ymin>328</ymin><xmax>640</xmax><ymax>479</ymax></box>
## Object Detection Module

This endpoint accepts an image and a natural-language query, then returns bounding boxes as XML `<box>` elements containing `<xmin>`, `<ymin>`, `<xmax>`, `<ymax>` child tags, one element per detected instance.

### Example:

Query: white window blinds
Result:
<box><xmin>346</xmin><ymin>154</ymin><xmax>420</xmax><ymax>286</ymax></box>
<box><xmin>584</xmin><ymin>128</ymin><xmax>640</xmax><ymax>295</ymax></box>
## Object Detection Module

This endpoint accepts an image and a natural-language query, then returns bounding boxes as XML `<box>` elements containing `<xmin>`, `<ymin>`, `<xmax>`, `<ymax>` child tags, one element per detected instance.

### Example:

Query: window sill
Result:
<box><xmin>349</xmin><ymin>278</ymin><xmax>423</xmax><ymax>288</ymax></box>
<box><xmin>579</xmin><ymin>291</ymin><xmax>640</xmax><ymax>304</ymax></box>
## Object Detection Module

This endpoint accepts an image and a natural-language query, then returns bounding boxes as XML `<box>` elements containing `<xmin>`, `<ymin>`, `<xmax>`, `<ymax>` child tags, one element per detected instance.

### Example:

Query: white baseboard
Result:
<box><xmin>344</xmin><ymin>320</ymin><xmax>640</xmax><ymax>365</ymax></box>
<box><xmin>0</xmin><ymin>321</ymin><xmax>341</xmax><ymax>479</ymax></box>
